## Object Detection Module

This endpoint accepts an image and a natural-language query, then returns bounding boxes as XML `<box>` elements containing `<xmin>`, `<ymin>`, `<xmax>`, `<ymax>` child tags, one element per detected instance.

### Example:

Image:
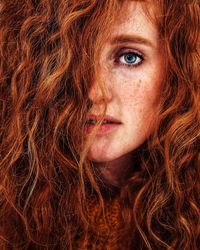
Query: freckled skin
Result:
<box><xmin>87</xmin><ymin>2</ymin><xmax>165</xmax><ymax>185</ymax></box>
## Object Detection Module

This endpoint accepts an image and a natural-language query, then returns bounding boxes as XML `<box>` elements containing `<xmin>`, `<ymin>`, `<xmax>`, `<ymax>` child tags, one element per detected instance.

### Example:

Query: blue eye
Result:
<box><xmin>119</xmin><ymin>52</ymin><xmax>143</xmax><ymax>66</ymax></box>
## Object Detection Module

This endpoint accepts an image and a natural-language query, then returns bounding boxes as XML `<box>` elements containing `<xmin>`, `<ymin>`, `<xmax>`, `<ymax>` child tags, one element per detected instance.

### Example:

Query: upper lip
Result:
<box><xmin>86</xmin><ymin>114</ymin><xmax>122</xmax><ymax>124</ymax></box>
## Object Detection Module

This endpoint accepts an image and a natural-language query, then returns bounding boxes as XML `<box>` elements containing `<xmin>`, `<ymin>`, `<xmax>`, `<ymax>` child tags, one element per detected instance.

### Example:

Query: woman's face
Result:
<box><xmin>86</xmin><ymin>1</ymin><xmax>164</xmax><ymax>163</ymax></box>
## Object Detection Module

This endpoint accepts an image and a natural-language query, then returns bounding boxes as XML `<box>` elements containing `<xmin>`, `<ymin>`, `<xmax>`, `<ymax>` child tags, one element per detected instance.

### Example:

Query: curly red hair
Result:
<box><xmin>0</xmin><ymin>0</ymin><xmax>199</xmax><ymax>249</ymax></box>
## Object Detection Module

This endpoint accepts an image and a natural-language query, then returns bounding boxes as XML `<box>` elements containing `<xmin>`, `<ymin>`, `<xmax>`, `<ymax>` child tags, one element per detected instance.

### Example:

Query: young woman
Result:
<box><xmin>0</xmin><ymin>0</ymin><xmax>199</xmax><ymax>249</ymax></box>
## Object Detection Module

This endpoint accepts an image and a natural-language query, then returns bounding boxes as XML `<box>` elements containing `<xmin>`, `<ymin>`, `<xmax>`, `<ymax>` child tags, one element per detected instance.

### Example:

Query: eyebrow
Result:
<box><xmin>110</xmin><ymin>34</ymin><xmax>154</xmax><ymax>48</ymax></box>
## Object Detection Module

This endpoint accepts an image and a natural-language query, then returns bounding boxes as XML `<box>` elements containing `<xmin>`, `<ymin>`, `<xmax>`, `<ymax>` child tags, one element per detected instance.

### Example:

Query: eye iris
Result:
<box><xmin>124</xmin><ymin>53</ymin><xmax>137</xmax><ymax>64</ymax></box>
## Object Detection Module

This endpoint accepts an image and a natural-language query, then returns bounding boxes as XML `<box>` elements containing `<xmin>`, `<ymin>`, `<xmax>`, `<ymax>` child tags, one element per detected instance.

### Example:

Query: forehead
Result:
<box><xmin>111</xmin><ymin>1</ymin><xmax>158</xmax><ymax>42</ymax></box>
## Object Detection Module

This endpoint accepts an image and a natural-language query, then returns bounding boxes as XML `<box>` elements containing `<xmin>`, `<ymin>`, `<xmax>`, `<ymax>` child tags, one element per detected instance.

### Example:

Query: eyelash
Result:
<box><xmin>114</xmin><ymin>48</ymin><xmax>144</xmax><ymax>68</ymax></box>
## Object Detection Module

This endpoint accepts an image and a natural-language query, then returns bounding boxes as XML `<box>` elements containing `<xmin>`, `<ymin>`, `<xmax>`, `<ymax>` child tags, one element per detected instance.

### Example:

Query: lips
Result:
<box><xmin>84</xmin><ymin>114</ymin><xmax>122</xmax><ymax>135</ymax></box>
<box><xmin>85</xmin><ymin>114</ymin><xmax>122</xmax><ymax>125</ymax></box>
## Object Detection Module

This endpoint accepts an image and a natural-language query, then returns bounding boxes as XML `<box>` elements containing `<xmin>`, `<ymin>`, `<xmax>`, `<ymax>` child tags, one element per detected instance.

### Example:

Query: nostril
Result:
<box><xmin>87</xmin><ymin>99</ymin><xmax>93</xmax><ymax>109</ymax></box>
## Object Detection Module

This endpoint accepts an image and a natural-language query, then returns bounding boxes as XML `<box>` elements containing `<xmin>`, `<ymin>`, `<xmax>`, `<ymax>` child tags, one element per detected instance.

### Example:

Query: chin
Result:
<box><xmin>86</xmin><ymin>140</ymin><xmax>147</xmax><ymax>163</ymax></box>
<box><xmin>87</xmin><ymin>153</ymin><xmax>113</xmax><ymax>163</ymax></box>
<box><xmin>87</xmin><ymin>149</ymin><xmax>118</xmax><ymax>163</ymax></box>
<box><xmin>87</xmin><ymin>146</ymin><xmax>134</xmax><ymax>163</ymax></box>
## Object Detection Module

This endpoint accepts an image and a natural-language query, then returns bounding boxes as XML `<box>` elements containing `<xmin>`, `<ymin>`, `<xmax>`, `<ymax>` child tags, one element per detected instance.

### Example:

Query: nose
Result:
<box><xmin>88</xmin><ymin>79</ymin><xmax>112</xmax><ymax>105</ymax></box>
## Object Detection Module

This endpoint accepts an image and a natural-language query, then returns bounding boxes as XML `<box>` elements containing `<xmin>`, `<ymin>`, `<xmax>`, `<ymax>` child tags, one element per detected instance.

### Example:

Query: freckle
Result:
<box><xmin>136</xmin><ymin>80</ymin><xmax>141</xmax><ymax>89</ymax></box>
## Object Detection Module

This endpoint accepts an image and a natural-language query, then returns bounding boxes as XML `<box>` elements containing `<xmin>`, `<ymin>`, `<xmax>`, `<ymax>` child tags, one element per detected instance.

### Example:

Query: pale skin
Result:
<box><xmin>87</xmin><ymin>1</ymin><xmax>165</xmax><ymax>187</ymax></box>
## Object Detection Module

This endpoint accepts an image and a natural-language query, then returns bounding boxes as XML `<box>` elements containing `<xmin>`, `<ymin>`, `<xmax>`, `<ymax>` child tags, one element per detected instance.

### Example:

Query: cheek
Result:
<box><xmin>119</xmin><ymin>78</ymin><xmax>160</xmax><ymax>109</ymax></box>
<box><xmin>113</xmin><ymin>65</ymin><xmax>163</xmax><ymax>107</ymax></box>
<box><xmin>111</xmin><ymin>65</ymin><xmax>163</xmax><ymax>131</ymax></box>
<box><xmin>120</xmin><ymin>78</ymin><xmax>161</xmax><ymax>134</ymax></box>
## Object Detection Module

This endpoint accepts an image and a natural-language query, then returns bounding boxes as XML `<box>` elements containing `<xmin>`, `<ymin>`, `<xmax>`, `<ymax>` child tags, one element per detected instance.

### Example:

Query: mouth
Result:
<box><xmin>85</xmin><ymin>119</ymin><xmax>119</xmax><ymax>125</ymax></box>
<box><xmin>85</xmin><ymin>114</ymin><xmax>122</xmax><ymax>125</ymax></box>
<box><xmin>84</xmin><ymin>114</ymin><xmax>122</xmax><ymax>134</ymax></box>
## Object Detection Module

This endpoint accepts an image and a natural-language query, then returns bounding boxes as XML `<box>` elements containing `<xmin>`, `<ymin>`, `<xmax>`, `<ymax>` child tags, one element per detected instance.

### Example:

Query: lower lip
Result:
<box><xmin>84</xmin><ymin>123</ymin><xmax>121</xmax><ymax>135</ymax></box>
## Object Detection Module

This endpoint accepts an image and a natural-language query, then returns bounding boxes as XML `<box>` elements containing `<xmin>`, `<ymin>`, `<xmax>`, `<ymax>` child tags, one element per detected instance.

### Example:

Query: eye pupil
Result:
<box><xmin>125</xmin><ymin>53</ymin><xmax>136</xmax><ymax>63</ymax></box>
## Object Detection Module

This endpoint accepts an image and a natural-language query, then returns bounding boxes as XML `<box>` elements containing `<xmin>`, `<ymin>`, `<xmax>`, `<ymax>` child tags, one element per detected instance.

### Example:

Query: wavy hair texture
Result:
<box><xmin>0</xmin><ymin>0</ymin><xmax>199</xmax><ymax>249</ymax></box>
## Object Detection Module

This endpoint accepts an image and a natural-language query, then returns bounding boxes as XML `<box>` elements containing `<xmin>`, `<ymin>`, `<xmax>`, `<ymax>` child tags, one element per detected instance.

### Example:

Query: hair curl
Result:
<box><xmin>0</xmin><ymin>0</ymin><xmax>199</xmax><ymax>249</ymax></box>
